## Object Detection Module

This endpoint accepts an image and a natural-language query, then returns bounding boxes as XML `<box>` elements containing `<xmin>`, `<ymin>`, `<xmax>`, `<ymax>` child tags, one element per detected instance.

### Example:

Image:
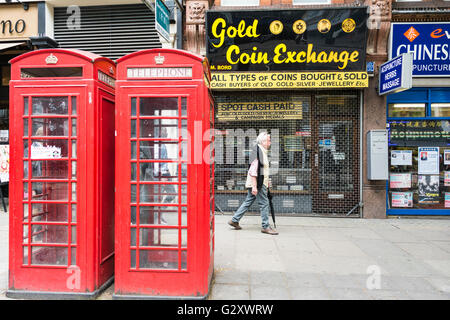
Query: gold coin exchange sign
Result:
<box><xmin>217</xmin><ymin>101</ymin><xmax>303</xmax><ymax>121</ymax></box>
<box><xmin>211</xmin><ymin>71</ymin><xmax>369</xmax><ymax>90</ymax></box>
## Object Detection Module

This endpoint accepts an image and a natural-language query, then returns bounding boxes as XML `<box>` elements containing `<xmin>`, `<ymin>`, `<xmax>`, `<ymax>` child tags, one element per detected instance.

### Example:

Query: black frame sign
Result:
<box><xmin>206</xmin><ymin>8</ymin><xmax>368</xmax><ymax>72</ymax></box>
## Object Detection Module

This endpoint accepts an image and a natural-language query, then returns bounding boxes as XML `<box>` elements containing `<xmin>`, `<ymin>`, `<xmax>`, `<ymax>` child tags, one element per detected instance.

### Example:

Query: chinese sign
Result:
<box><xmin>388</xmin><ymin>120</ymin><xmax>450</xmax><ymax>147</ymax></box>
<box><xmin>390</xmin><ymin>23</ymin><xmax>450</xmax><ymax>77</ymax></box>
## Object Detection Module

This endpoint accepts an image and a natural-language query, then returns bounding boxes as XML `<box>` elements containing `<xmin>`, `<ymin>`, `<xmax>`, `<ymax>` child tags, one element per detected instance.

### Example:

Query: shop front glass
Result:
<box><xmin>387</xmin><ymin>88</ymin><xmax>450</xmax><ymax>215</ymax></box>
<box><xmin>214</xmin><ymin>91</ymin><xmax>360</xmax><ymax>216</ymax></box>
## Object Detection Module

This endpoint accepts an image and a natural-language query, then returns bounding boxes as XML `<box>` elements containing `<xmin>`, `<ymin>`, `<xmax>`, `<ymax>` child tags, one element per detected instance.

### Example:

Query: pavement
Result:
<box><xmin>1</xmin><ymin>206</ymin><xmax>450</xmax><ymax>300</ymax></box>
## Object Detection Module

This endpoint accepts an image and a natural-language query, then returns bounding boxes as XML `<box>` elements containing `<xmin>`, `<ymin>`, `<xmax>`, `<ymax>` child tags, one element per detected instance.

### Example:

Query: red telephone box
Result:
<box><xmin>114</xmin><ymin>49</ymin><xmax>214</xmax><ymax>299</ymax></box>
<box><xmin>8</xmin><ymin>49</ymin><xmax>116</xmax><ymax>299</ymax></box>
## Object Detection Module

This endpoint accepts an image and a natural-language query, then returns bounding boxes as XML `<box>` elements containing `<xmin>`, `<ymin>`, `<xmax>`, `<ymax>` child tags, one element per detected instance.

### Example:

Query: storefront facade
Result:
<box><xmin>206</xmin><ymin>7</ymin><xmax>369</xmax><ymax>216</ymax></box>
<box><xmin>386</xmin><ymin>20</ymin><xmax>450</xmax><ymax>215</ymax></box>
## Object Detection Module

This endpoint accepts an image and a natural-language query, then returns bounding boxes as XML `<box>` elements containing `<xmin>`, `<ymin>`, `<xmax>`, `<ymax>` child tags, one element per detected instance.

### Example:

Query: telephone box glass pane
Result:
<box><xmin>23</xmin><ymin>203</ymin><xmax>29</xmax><ymax>221</ymax></box>
<box><xmin>23</xmin><ymin>119</ymin><xmax>28</xmax><ymax>136</ymax></box>
<box><xmin>31</xmin><ymin>203</ymin><xmax>68</xmax><ymax>222</ymax></box>
<box><xmin>71</xmin><ymin>97</ymin><xmax>77</xmax><ymax>115</ymax></box>
<box><xmin>71</xmin><ymin>248</ymin><xmax>76</xmax><ymax>265</ymax></box>
<box><xmin>32</xmin><ymin>97</ymin><xmax>69</xmax><ymax>115</ymax></box>
<box><xmin>140</xmin><ymin>163</ymin><xmax>177</xmax><ymax>182</ymax></box>
<box><xmin>140</xmin><ymin>228</ymin><xmax>178</xmax><ymax>246</ymax></box>
<box><xmin>31</xmin><ymin>225</ymin><xmax>68</xmax><ymax>244</ymax></box>
<box><xmin>71</xmin><ymin>119</ymin><xmax>77</xmax><ymax>136</ymax></box>
<box><xmin>31</xmin><ymin>161</ymin><xmax>68</xmax><ymax>179</ymax></box>
<box><xmin>31</xmin><ymin>182</ymin><xmax>68</xmax><ymax>201</ymax></box>
<box><xmin>131</xmin><ymin>120</ymin><xmax>136</xmax><ymax>138</ymax></box>
<box><xmin>139</xmin><ymin>141</ymin><xmax>178</xmax><ymax>160</ymax></box>
<box><xmin>30</xmin><ymin>140</ymin><xmax>68</xmax><ymax>158</ymax></box>
<box><xmin>131</xmin><ymin>98</ymin><xmax>136</xmax><ymax>116</ymax></box>
<box><xmin>139</xmin><ymin>206</ymin><xmax>178</xmax><ymax>225</ymax></box>
<box><xmin>139</xmin><ymin>250</ymin><xmax>178</xmax><ymax>270</ymax></box>
<box><xmin>24</xmin><ymin>97</ymin><xmax>29</xmax><ymax>115</ymax></box>
<box><xmin>139</xmin><ymin>119</ymin><xmax>178</xmax><ymax>138</ymax></box>
<box><xmin>140</xmin><ymin>97</ymin><xmax>178</xmax><ymax>116</ymax></box>
<box><xmin>32</xmin><ymin>119</ymin><xmax>69</xmax><ymax>136</ymax></box>
<box><xmin>31</xmin><ymin>247</ymin><xmax>68</xmax><ymax>265</ymax></box>
<box><xmin>23</xmin><ymin>161</ymin><xmax>28</xmax><ymax>178</ymax></box>
<box><xmin>139</xmin><ymin>184</ymin><xmax>178</xmax><ymax>204</ymax></box>
<box><xmin>181</xmin><ymin>97</ymin><xmax>187</xmax><ymax>116</ymax></box>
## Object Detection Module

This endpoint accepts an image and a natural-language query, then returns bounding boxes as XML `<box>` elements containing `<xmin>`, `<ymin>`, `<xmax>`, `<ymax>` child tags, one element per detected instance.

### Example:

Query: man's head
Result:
<box><xmin>256</xmin><ymin>132</ymin><xmax>271</xmax><ymax>149</ymax></box>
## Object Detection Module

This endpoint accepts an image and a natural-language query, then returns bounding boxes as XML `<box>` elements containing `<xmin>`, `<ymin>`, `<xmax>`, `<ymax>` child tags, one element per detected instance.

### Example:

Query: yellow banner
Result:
<box><xmin>211</xmin><ymin>71</ymin><xmax>368</xmax><ymax>90</ymax></box>
<box><xmin>217</xmin><ymin>101</ymin><xmax>302</xmax><ymax>121</ymax></box>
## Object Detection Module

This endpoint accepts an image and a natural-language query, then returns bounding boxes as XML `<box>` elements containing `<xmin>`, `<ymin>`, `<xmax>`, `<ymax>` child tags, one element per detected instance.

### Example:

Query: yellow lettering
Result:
<box><xmin>327</xmin><ymin>51</ymin><xmax>339</xmax><ymax>63</ymax></box>
<box><xmin>247</xmin><ymin>20</ymin><xmax>260</xmax><ymax>38</ymax></box>
<box><xmin>307</xmin><ymin>44</ymin><xmax>317</xmax><ymax>64</ymax></box>
<box><xmin>226</xmin><ymin>45</ymin><xmax>240</xmax><ymax>64</ymax></box>
<box><xmin>349</xmin><ymin>51</ymin><xmax>359</xmax><ymax>62</ymax></box>
<box><xmin>317</xmin><ymin>51</ymin><xmax>328</xmax><ymax>63</ymax></box>
<box><xmin>211</xmin><ymin>18</ymin><xmax>226</xmax><ymax>48</ymax></box>
<box><xmin>338</xmin><ymin>51</ymin><xmax>350</xmax><ymax>69</ymax></box>
<box><xmin>296</xmin><ymin>51</ymin><xmax>306</xmax><ymax>63</ymax></box>
<box><xmin>273</xmin><ymin>43</ymin><xmax>287</xmax><ymax>63</ymax></box>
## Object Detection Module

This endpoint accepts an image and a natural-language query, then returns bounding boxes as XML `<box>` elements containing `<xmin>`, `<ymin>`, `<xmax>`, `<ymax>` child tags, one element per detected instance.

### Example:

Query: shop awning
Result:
<box><xmin>0</xmin><ymin>42</ymin><xmax>25</xmax><ymax>52</ymax></box>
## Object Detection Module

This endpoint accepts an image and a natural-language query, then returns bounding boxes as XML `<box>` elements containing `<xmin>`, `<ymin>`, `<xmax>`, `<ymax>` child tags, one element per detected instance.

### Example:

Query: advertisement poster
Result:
<box><xmin>389</xmin><ymin>173</ymin><xmax>411</xmax><ymax>188</ymax></box>
<box><xmin>445</xmin><ymin>150</ymin><xmax>450</xmax><ymax>165</ymax></box>
<box><xmin>446</xmin><ymin>193</ymin><xmax>450</xmax><ymax>208</ymax></box>
<box><xmin>391</xmin><ymin>150</ymin><xmax>412</xmax><ymax>166</ymax></box>
<box><xmin>418</xmin><ymin>147</ymin><xmax>439</xmax><ymax>175</ymax></box>
<box><xmin>391</xmin><ymin>192</ymin><xmax>413</xmax><ymax>208</ymax></box>
<box><xmin>0</xmin><ymin>145</ymin><xmax>9</xmax><ymax>183</ymax></box>
<box><xmin>418</xmin><ymin>175</ymin><xmax>440</xmax><ymax>204</ymax></box>
<box><xmin>445</xmin><ymin>172</ymin><xmax>450</xmax><ymax>187</ymax></box>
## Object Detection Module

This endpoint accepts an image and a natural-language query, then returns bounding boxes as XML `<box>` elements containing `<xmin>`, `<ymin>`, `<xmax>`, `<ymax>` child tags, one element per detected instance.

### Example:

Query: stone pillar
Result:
<box><xmin>362</xmin><ymin>0</ymin><xmax>391</xmax><ymax>218</ymax></box>
<box><xmin>184</xmin><ymin>0</ymin><xmax>209</xmax><ymax>55</ymax></box>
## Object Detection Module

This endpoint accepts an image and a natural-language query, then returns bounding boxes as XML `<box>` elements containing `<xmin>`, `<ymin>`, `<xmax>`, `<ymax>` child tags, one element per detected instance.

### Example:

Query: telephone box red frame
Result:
<box><xmin>114</xmin><ymin>49</ymin><xmax>214</xmax><ymax>299</ymax></box>
<box><xmin>8</xmin><ymin>49</ymin><xmax>116</xmax><ymax>299</ymax></box>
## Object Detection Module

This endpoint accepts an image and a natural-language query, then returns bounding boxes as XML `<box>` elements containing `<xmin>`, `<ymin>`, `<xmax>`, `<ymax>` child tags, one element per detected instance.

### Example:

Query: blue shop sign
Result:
<box><xmin>379</xmin><ymin>52</ymin><xmax>413</xmax><ymax>95</ymax></box>
<box><xmin>390</xmin><ymin>22</ymin><xmax>450</xmax><ymax>77</ymax></box>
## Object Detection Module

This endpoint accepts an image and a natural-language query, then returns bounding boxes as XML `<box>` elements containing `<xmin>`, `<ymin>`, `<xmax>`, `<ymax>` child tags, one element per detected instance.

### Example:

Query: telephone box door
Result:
<box><xmin>115</xmin><ymin>86</ymin><xmax>206</xmax><ymax>296</ymax></box>
<box><xmin>10</xmin><ymin>86</ymin><xmax>87</xmax><ymax>291</ymax></box>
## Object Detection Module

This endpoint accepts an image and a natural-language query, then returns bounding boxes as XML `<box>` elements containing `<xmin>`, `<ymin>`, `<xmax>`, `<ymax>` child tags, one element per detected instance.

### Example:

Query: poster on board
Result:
<box><xmin>445</xmin><ymin>150</ymin><xmax>450</xmax><ymax>165</ymax></box>
<box><xmin>391</xmin><ymin>150</ymin><xmax>412</xmax><ymax>166</ymax></box>
<box><xmin>418</xmin><ymin>147</ymin><xmax>439</xmax><ymax>175</ymax></box>
<box><xmin>418</xmin><ymin>175</ymin><xmax>440</xmax><ymax>204</ymax></box>
<box><xmin>391</xmin><ymin>192</ymin><xmax>413</xmax><ymax>208</ymax></box>
<box><xmin>389</xmin><ymin>173</ymin><xmax>411</xmax><ymax>188</ymax></box>
<box><xmin>0</xmin><ymin>145</ymin><xmax>9</xmax><ymax>183</ymax></box>
<box><xmin>445</xmin><ymin>171</ymin><xmax>450</xmax><ymax>187</ymax></box>
<box><xmin>446</xmin><ymin>193</ymin><xmax>450</xmax><ymax>208</ymax></box>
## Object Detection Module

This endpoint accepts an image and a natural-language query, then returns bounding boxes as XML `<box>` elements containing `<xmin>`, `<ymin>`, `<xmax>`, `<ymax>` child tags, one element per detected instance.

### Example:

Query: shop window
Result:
<box><xmin>431</xmin><ymin>103</ymin><xmax>450</xmax><ymax>117</ymax></box>
<box><xmin>388</xmin><ymin>103</ymin><xmax>425</xmax><ymax>118</ymax></box>
<box><xmin>387</xmin><ymin>88</ymin><xmax>450</xmax><ymax>214</ymax></box>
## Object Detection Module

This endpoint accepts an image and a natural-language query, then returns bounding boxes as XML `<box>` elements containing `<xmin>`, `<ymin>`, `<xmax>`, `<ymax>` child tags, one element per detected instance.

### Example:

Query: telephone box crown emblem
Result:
<box><xmin>45</xmin><ymin>54</ymin><xmax>58</xmax><ymax>64</ymax></box>
<box><xmin>154</xmin><ymin>54</ymin><xmax>165</xmax><ymax>65</ymax></box>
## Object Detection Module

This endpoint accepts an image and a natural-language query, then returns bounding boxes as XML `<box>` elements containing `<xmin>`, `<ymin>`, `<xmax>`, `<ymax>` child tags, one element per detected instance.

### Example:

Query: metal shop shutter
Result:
<box><xmin>54</xmin><ymin>4</ymin><xmax>162</xmax><ymax>61</ymax></box>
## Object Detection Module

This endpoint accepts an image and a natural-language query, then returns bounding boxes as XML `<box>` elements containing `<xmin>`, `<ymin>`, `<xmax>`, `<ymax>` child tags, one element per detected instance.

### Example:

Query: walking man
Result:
<box><xmin>228</xmin><ymin>132</ymin><xmax>278</xmax><ymax>235</ymax></box>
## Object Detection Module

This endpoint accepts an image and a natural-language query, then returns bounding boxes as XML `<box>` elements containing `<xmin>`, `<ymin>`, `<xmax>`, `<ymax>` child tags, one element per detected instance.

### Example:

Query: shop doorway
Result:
<box><xmin>311</xmin><ymin>94</ymin><xmax>360</xmax><ymax>215</ymax></box>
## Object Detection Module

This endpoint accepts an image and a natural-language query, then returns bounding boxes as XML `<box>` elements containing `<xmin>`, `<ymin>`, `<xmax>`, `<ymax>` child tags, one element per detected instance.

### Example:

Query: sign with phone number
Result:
<box><xmin>210</xmin><ymin>71</ymin><xmax>368</xmax><ymax>90</ymax></box>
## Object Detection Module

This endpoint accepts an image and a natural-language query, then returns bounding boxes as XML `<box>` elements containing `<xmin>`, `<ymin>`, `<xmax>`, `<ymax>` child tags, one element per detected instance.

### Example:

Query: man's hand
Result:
<box><xmin>252</xmin><ymin>186</ymin><xmax>258</xmax><ymax>195</ymax></box>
